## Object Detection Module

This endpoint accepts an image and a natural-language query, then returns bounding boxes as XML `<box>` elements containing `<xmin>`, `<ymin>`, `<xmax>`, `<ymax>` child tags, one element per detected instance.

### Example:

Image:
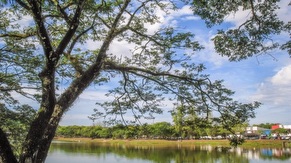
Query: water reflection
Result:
<box><xmin>47</xmin><ymin>141</ymin><xmax>291</xmax><ymax>163</ymax></box>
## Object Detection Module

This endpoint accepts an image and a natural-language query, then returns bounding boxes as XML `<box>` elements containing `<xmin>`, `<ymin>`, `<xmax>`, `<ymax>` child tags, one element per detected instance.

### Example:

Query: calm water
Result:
<box><xmin>46</xmin><ymin>141</ymin><xmax>291</xmax><ymax>163</ymax></box>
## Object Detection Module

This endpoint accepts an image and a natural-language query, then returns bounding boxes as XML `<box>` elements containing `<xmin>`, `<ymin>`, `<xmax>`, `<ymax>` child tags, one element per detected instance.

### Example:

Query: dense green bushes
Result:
<box><xmin>56</xmin><ymin>122</ymin><xmax>234</xmax><ymax>139</ymax></box>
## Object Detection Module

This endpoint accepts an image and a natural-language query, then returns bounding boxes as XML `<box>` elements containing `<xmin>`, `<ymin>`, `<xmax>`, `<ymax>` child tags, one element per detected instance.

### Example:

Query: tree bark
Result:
<box><xmin>0</xmin><ymin>128</ymin><xmax>18</xmax><ymax>163</ymax></box>
<box><xmin>18</xmin><ymin>1</ymin><xmax>86</xmax><ymax>162</ymax></box>
<box><xmin>16</xmin><ymin>0</ymin><xmax>130</xmax><ymax>162</ymax></box>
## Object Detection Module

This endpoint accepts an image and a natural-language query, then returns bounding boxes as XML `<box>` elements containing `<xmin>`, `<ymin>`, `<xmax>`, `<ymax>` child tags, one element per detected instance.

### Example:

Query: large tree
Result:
<box><xmin>0</xmin><ymin>0</ymin><xmax>289</xmax><ymax>162</ymax></box>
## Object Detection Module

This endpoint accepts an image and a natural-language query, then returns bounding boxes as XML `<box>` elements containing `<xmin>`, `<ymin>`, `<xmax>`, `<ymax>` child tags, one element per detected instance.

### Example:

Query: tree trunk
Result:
<box><xmin>19</xmin><ymin>69</ymin><xmax>56</xmax><ymax>163</ymax></box>
<box><xmin>19</xmin><ymin>63</ymin><xmax>104</xmax><ymax>162</ymax></box>
<box><xmin>15</xmin><ymin>0</ymin><xmax>126</xmax><ymax>161</ymax></box>
<box><xmin>34</xmin><ymin>105</ymin><xmax>64</xmax><ymax>162</ymax></box>
<box><xmin>0</xmin><ymin>128</ymin><xmax>18</xmax><ymax>163</ymax></box>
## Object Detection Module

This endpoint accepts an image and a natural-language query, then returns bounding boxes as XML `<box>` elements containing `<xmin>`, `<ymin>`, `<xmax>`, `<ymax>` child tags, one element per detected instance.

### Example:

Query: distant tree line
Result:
<box><xmin>56</xmin><ymin>122</ymin><xmax>291</xmax><ymax>140</ymax></box>
<box><xmin>56</xmin><ymin>122</ymin><xmax>243</xmax><ymax>139</ymax></box>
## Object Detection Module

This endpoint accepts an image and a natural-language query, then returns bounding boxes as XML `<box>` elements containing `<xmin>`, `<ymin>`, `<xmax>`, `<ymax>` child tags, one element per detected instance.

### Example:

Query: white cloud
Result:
<box><xmin>224</xmin><ymin>7</ymin><xmax>251</xmax><ymax>27</ymax></box>
<box><xmin>61</xmin><ymin>90</ymin><xmax>112</xmax><ymax>126</ymax></box>
<box><xmin>191</xmin><ymin>32</ymin><xmax>228</xmax><ymax>67</ymax></box>
<box><xmin>250</xmin><ymin>63</ymin><xmax>291</xmax><ymax>124</ymax></box>
<box><xmin>5</xmin><ymin>8</ymin><xmax>34</xmax><ymax>29</ymax></box>
<box><xmin>276</xmin><ymin>1</ymin><xmax>291</xmax><ymax>23</ymax></box>
<box><xmin>86</xmin><ymin>39</ymin><xmax>103</xmax><ymax>51</ymax></box>
<box><xmin>171</xmin><ymin>5</ymin><xmax>194</xmax><ymax>17</ymax></box>
<box><xmin>163</xmin><ymin>5</ymin><xmax>200</xmax><ymax>26</ymax></box>
<box><xmin>253</xmin><ymin>63</ymin><xmax>291</xmax><ymax>104</ymax></box>
<box><xmin>183</xmin><ymin>16</ymin><xmax>200</xmax><ymax>21</ymax></box>
<box><xmin>108</xmin><ymin>39</ymin><xmax>135</xmax><ymax>58</ymax></box>
<box><xmin>143</xmin><ymin>4</ymin><xmax>199</xmax><ymax>32</ymax></box>
<box><xmin>271</xmin><ymin>65</ymin><xmax>291</xmax><ymax>86</ymax></box>
<box><xmin>224</xmin><ymin>1</ymin><xmax>290</xmax><ymax>28</ymax></box>
<box><xmin>79</xmin><ymin>90</ymin><xmax>111</xmax><ymax>101</ymax></box>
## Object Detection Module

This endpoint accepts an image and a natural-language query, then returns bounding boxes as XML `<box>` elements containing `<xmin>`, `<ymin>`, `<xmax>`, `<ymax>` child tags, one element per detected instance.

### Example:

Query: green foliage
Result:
<box><xmin>191</xmin><ymin>0</ymin><xmax>290</xmax><ymax>60</ymax></box>
<box><xmin>272</xmin><ymin>128</ymin><xmax>288</xmax><ymax>134</ymax></box>
<box><xmin>55</xmin><ymin>122</ymin><xmax>254</xmax><ymax>144</ymax></box>
<box><xmin>150</xmin><ymin>122</ymin><xmax>173</xmax><ymax>138</ymax></box>
<box><xmin>0</xmin><ymin>0</ymin><xmax>289</xmax><ymax>162</ymax></box>
<box><xmin>229</xmin><ymin>136</ymin><xmax>245</xmax><ymax>147</ymax></box>
<box><xmin>171</xmin><ymin>104</ymin><xmax>212</xmax><ymax>138</ymax></box>
<box><xmin>0</xmin><ymin>104</ymin><xmax>36</xmax><ymax>157</ymax></box>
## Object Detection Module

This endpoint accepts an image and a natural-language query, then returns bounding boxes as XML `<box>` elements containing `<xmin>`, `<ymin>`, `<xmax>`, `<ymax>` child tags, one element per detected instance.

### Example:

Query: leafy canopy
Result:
<box><xmin>191</xmin><ymin>0</ymin><xmax>290</xmax><ymax>61</ymax></box>
<box><xmin>0</xmin><ymin>0</ymin><xmax>289</xmax><ymax>162</ymax></box>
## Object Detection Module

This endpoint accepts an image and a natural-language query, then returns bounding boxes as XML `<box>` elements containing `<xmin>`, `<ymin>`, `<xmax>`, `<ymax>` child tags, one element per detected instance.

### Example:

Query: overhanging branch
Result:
<box><xmin>104</xmin><ymin>61</ymin><xmax>230</xmax><ymax>112</ymax></box>
<box><xmin>104</xmin><ymin>61</ymin><xmax>204</xmax><ymax>83</ymax></box>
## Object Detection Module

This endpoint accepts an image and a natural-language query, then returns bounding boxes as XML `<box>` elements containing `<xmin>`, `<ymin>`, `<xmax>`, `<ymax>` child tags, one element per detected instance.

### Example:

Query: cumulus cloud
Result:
<box><xmin>271</xmin><ymin>65</ymin><xmax>291</xmax><ymax>86</ymax></box>
<box><xmin>224</xmin><ymin>1</ymin><xmax>290</xmax><ymax>27</ymax></box>
<box><xmin>143</xmin><ymin>4</ymin><xmax>199</xmax><ymax>31</ymax></box>
<box><xmin>190</xmin><ymin>31</ymin><xmax>228</xmax><ymax>67</ymax></box>
<box><xmin>164</xmin><ymin>5</ymin><xmax>200</xmax><ymax>26</ymax></box>
<box><xmin>276</xmin><ymin>1</ymin><xmax>291</xmax><ymax>23</ymax></box>
<box><xmin>251</xmin><ymin>63</ymin><xmax>291</xmax><ymax>124</ymax></box>
<box><xmin>224</xmin><ymin>7</ymin><xmax>251</xmax><ymax>28</ymax></box>
<box><xmin>254</xmin><ymin>64</ymin><xmax>291</xmax><ymax>103</ymax></box>
<box><xmin>85</xmin><ymin>4</ymin><xmax>201</xmax><ymax>62</ymax></box>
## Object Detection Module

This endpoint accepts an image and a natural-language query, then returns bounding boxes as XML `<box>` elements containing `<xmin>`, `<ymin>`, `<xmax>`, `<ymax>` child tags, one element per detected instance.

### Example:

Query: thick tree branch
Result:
<box><xmin>0</xmin><ymin>86</ymin><xmax>38</xmax><ymax>92</ymax></box>
<box><xmin>104</xmin><ymin>61</ymin><xmax>227</xmax><ymax>112</ymax></box>
<box><xmin>51</xmin><ymin>0</ymin><xmax>71</xmax><ymax>24</ymax></box>
<box><xmin>0</xmin><ymin>32</ymin><xmax>36</xmax><ymax>39</ymax></box>
<box><xmin>16</xmin><ymin>0</ymin><xmax>30</xmax><ymax>10</ymax></box>
<box><xmin>28</xmin><ymin>0</ymin><xmax>54</xmax><ymax>58</ymax></box>
<box><xmin>55</xmin><ymin>0</ymin><xmax>85</xmax><ymax>56</ymax></box>
<box><xmin>104</xmin><ymin>61</ymin><xmax>203</xmax><ymax>83</ymax></box>
<box><xmin>63</xmin><ymin>25</ymin><xmax>95</xmax><ymax>74</ymax></box>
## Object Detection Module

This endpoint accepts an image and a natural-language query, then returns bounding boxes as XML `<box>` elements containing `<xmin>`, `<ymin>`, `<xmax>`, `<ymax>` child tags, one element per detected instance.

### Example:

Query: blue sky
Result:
<box><xmin>57</xmin><ymin>1</ymin><xmax>291</xmax><ymax>126</ymax></box>
<box><xmin>10</xmin><ymin>1</ymin><xmax>291</xmax><ymax>126</ymax></box>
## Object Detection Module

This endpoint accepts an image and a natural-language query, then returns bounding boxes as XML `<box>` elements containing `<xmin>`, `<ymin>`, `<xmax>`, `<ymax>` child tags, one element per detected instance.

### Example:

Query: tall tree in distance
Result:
<box><xmin>0</xmin><ymin>0</ymin><xmax>289</xmax><ymax>162</ymax></box>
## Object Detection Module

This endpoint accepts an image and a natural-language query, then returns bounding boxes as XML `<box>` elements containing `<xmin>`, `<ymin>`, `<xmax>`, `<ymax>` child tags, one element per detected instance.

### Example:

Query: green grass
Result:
<box><xmin>54</xmin><ymin>137</ymin><xmax>288</xmax><ymax>148</ymax></box>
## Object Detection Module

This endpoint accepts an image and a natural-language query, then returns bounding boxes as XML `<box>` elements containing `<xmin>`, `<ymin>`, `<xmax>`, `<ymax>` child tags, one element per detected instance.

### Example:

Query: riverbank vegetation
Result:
<box><xmin>56</xmin><ymin>122</ymin><xmax>289</xmax><ymax>142</ymax></box>
<box><xmin>53</xmin><ymin>137</ymin><xmax>287</xmax><ymax>149</ymax></box>
<box><xmin>56</xmin><ymin>122</ymin><xmax>237</xmax><ymax>140</ymax></box>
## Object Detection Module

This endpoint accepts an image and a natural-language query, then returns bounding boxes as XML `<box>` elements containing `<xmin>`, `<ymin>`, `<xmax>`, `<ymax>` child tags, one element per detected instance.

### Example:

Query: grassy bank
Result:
<box><xmin>53</xmin><ymin>137</ymin><xmax>288</xmax><ymax>148</ymax></box>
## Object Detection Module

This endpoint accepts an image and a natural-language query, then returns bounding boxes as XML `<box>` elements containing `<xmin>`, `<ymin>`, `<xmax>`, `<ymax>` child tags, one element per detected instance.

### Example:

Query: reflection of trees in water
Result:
<box><xmin>50</xmin><ymin>143</ymin><xmax>252</xmax><ymax>162</ymax></box>
<box><xmin>49</xmin><ymin>142</ymin><xmax>291</xmax><ymax>162</ymax></box>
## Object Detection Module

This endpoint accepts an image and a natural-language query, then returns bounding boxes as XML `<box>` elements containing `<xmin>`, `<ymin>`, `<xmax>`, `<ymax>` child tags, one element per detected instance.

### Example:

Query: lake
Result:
<box><xmin>46</xmin><ymin>141</ymin><xmax>291</xmax><ymax>163</ymax></box>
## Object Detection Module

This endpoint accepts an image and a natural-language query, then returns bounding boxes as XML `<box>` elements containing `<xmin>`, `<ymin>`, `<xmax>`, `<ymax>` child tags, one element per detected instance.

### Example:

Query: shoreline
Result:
<box><xmin>53</xmin><ymin>137</ymin><xmax>287</xmax><ymax>148</ymax></box>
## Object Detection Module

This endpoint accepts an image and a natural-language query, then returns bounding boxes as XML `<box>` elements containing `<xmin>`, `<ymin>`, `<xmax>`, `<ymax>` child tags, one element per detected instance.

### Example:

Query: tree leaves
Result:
<box><xmin>191</xmin><ymin>0</ymin><xmax>290</xmax><ymax>60</ymax></box>
<box><xmin>1</xmin><ymin>1</ymin><xmax>288</xmax><ymax>161</ymax></box>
